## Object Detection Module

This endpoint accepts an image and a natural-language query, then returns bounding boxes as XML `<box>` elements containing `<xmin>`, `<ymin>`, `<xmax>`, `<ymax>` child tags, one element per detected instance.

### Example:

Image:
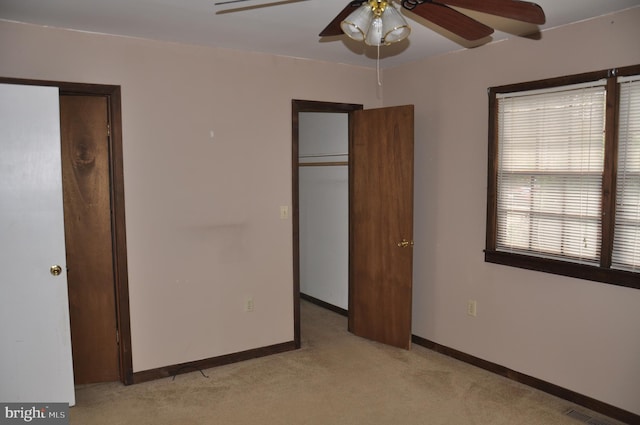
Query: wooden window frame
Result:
<box><xmin>485</xmin><ymin>65</ymin><xmax>640</xmax><ymax>291</ymax></box>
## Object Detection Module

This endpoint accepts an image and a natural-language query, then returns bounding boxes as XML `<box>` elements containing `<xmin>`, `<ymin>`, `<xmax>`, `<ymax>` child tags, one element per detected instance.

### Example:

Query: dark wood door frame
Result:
<box><xmin>291</xmin><ymin>99</ymin><xmax>363</xmax><ymax>348</ymax></box>
<box><xmin>0</xmin><ymin>76</ymin><xmax>134</xmax><ymax>385</ymax></box>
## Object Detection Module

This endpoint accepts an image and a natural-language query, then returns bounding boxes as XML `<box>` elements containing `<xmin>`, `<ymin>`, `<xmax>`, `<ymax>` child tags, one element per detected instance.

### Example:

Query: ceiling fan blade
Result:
<box><xmin>406</xmin><ymin>2</ymin><xmax>494</xmax><ymax>41</ymax></box>
<box><xmin>216</xmin><ymin>0</ymin><xmax>310</xmax><ymax>14</ymax></box>
<box><xmin>319</xmin><ymin>0</ymin><xmax>367</xmax><ymax>37</ymax></box>
<box><xmin>215</xmin><ymin>0</ymin><xmax>254</xmax><ymax>5</ymax></box>
<box><xmin>437</xmin><ymin>0</ymin><xmax>545</xmax><ymax>24</ymax></box>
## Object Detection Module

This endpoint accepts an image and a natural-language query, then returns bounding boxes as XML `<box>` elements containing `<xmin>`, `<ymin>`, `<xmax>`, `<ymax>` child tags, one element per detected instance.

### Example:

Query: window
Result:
<box><xmin>486</xmin><ymin>65</ymin><xmax>640</xmax><ymax>290</ymax></box>
<box><xmin>613</xmin><ymin>75</ymin><xmax>640</xmax><ymax>272</ymax></box>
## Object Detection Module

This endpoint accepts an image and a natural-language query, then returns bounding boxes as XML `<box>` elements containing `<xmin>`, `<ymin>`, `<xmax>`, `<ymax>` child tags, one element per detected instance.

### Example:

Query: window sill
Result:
<box><xmin>484</xmin><ymin>250</ymin><xmax>639</xmax><ymax>290</ymax></box>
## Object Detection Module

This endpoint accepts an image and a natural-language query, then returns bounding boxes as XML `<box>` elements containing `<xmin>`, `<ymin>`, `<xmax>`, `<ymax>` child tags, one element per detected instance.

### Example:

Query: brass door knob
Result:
<box><xmin>397</xmin><ymin>239</ymin><xmax>414</xmax><ymax>248</ymax></box>
<box><xmin>50</xmin><ymin>265</ymin><xmax>62</xmax><ymax>276</ymax></box>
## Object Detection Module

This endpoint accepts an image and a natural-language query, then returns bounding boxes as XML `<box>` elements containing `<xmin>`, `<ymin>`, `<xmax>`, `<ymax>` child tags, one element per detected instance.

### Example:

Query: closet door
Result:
<box><xmin>350</xmin><ymin>105</ymin><xmax>414</xmax><ymax>349</ymax></box>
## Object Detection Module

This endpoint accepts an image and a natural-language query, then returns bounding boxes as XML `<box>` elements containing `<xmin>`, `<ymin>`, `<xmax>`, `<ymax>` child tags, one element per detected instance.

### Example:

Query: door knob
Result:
<box><xmin>397</xmin><ymin>239</ymin><xmax>414</xmax><ymax>248</ymax></box>
<box><xmin>50</xmin><ymin>265</ymin><xmax>62</xmax><ymax>276</ymax></box>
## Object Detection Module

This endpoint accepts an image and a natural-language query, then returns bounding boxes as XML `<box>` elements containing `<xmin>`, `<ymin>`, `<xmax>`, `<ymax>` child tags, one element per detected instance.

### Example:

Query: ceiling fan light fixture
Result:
<box><xmin>381</xmin><ymin>5</ymin><xmax>410</xmax><ymax>44</ymax></box>
<box><xmin>364</xmin><ymin>16</ymin><xmax>384</xmax><ymax>46</ymax></box>
<box><xmin>340</xmin><ymin>4</ymin><xmax>374</xmax><ymax>42</ymax></box>
<box><xmin>341</xmin><ymin>0</ymin><xmax>410</xmax><ymax>46</ymax></box>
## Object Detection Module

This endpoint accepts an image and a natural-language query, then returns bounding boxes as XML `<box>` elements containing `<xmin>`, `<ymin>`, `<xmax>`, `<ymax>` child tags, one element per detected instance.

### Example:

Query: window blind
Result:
<box><xmin>495</xmin><ymin>81</ymin><xmax>607</xmax><ymax>264</ymax></box>
<box><xmin>612</xmin><ymin>76</ymin><xmax>640</xmax><ymax>271</ymax></box>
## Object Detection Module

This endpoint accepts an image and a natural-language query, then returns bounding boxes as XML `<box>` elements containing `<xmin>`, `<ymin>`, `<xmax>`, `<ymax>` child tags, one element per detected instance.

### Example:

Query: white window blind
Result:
<box><xmin>495</xmin><ymin>81</ymin><xmax>607</xmax><ymax>264</ymax></box>
<box><xmin>612</xmin><ymin>76</ymin><xmax>640</xmax><ymax>271</ymax></box>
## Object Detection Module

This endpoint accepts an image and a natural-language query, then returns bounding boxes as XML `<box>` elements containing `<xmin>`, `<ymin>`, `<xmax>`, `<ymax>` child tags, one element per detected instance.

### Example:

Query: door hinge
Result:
<box><xmin>107</xmin><ymin>123</ymin><xmax>111</xmax><ymax>137</ymax></box>
<box><xmin>116</xmin><ymin>329</ymin><xmax>120</xmax><ymax>344</ymax></box>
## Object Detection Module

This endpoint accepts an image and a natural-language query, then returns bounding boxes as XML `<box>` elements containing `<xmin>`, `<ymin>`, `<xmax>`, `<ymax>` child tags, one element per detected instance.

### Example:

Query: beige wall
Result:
<box><xmin>0</xmin><ymin>20</ymin><xmax>382</xmax><ymax>372</ymax></box>
<box><xmin>383</xmin><ymin>7</ymin><xmax>640</xmax><ymax>414</ymax></box>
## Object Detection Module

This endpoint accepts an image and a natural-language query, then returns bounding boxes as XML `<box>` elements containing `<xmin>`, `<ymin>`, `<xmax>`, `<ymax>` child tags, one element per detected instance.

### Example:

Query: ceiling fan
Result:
<box><xmin>320</xmin><ymin>0</ymin><xmax>545</xmax><ymax>43</ymax></box>
<box><xmin>215</xmin><ymin>0</ymin><xmax>545</xmax><ymax>46</ymax></box>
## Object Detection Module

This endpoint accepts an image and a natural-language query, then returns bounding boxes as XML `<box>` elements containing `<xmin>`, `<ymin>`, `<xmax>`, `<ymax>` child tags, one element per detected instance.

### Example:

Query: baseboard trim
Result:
<box><xmin>300</xmin><ymin>293</ymin><xmax>348</xmax><ymax>317</ymax></box>
<box><xmin>411</xmin><ymin>335</ymin><xmax>638</xmax><ymax>425</ymax></box>
<box><xmin>132</xmin><ymin>341</ymin><xmax>297</xmax><ymax>384</ymax></box>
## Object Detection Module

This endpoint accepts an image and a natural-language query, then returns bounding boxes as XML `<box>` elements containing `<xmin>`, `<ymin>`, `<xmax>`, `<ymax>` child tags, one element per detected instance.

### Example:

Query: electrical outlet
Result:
<box><xmin>467</xmin><ymin>300</ymin><xmax>477</xmax><ymax>317</ymax></box>
<box><xmin>245</xmin><ymin>297</ymin><xmax>254</xmax><ymax>312</ymax></box>
<box><xmin>280</xmin><ymin>206</ymin><xmax>289</xmax><ymax>219</ymax></box>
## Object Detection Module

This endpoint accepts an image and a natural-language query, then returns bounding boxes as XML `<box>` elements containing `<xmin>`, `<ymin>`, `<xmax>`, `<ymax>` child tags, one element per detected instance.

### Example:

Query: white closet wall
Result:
<box><xmin>299</xmin><ymin>112</ymin><xmax>349</xmax><ymax>309</ymax></box>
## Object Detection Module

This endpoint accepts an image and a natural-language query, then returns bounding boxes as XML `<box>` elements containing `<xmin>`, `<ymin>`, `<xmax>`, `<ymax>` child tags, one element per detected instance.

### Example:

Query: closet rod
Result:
<box><xmin>299</xmin><ymin>153</ymin><xmax>348</xmax><ymax>159</ymax></box>
<box><xmin>299</xmin><ymin>161</ymin><xmax>348</xmax><ymax>167</ymax></box>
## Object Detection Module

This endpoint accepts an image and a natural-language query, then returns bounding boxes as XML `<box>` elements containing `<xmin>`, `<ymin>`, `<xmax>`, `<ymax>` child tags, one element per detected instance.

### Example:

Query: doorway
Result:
<box><xmin>292</xmin><ymin>100</ymin><xmax>415</xmax><ymax>350</ymax></box>
<box><xmin>298</xmin><ymin>111</ymin><xmax>350</xmax><ymax>310</ymax></box>
<box><xmin>292</xmin><ymin>100</ymin><xmax>362</xmax><ymax>348</ymax></box>
<box><xmin>0</xmin><ymin>77</ymin><xmax>134</xmax><ymax>385</ymax></box>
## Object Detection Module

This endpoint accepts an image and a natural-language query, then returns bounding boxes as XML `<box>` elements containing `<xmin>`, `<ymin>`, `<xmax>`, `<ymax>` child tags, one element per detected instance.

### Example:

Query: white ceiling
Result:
<box><xmin>1</xmin><ymin>0</ymin><xmax>639</xmax><ymax>68</ymax></box>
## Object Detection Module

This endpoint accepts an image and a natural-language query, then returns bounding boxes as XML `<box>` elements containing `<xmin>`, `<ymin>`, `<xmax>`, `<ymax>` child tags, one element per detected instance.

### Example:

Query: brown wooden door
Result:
<box><xmin>349</xmin><ymin>105</ymin><xmax>414</xmax><ymax>349</ymax></box>
<box><xmin>60</xmin><ymin>95</ymin><xmax>120</xmax><ymax>384</ymax></box>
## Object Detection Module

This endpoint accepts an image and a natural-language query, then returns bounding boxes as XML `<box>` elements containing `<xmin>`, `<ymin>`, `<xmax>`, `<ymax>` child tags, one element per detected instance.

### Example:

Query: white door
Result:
<box><xmin>0</xmin><ymin>83</ymin><xmax>75</xmax><ymax>405</ymax></box>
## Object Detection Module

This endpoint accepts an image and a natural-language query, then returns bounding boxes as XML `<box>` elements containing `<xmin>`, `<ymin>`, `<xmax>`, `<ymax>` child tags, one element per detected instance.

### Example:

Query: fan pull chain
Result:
<box><xmin>377</xmin><ymin>44</ymin><xmax>381</xmax><ymax>86</ymax></box>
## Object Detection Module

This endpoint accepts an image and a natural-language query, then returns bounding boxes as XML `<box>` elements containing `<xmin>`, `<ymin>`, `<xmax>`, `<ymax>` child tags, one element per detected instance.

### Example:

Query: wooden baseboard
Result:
<box><xmin>132</xmin><ymin>295</ymin><xmax>341</xmax><ymax>385</ymax></box>
<box><xmin>131</xmin><ymin>341</ymin><xmax>297</xmax><ymax>384</ymax></box>
<box><xmin>411</xmin><ymin>335</ymin><xmax>638</xmax><ymax>425</ymax></box>
<box><xmin>300</xmin><ymin>293</ymin><xmax>348</xmax><ymax>317</ymax></box>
